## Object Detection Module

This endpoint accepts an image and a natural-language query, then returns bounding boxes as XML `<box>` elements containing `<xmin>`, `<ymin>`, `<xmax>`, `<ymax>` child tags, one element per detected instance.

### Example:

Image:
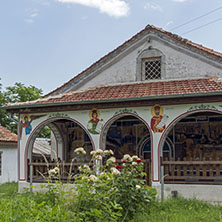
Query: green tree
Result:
<box><xmin>0</xmin><ymin>82</ymin><xmax>8</xmax><ymax>128</ymax></box>
<box><xmin>4</xmin><ymin>82</ymin><xmax>43</xmax><ymax>103</ymax></box>
<box><xmin>0</xmin><ymin>81</ymin><xmax>44</xmax><ymax>134</ymax></box>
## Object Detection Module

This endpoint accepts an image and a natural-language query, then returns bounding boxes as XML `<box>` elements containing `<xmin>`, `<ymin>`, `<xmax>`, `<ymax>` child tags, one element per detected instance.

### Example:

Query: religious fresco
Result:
<box><xmin>65</xmin><ymin>121</ymin><xmax>92</xmax><ymax>163</ymax></box>
<box><xmin>87</xmin><ymin>108</ymin><xmax>103</xmax><ymax>135</ymax></box>
<box><xmin>20</xmin><ymin>114</ymin><xmax>33</xmax><ymax>135</ymax></box>
<box><xmin>168</xmin><ymin>114</ymin><xmax>222</xmax><ymax>161</ymax></box>
<box><xmin>150</xmin><ymin>105</ymin><xmax>168</xmax><ymax>133</ymax></box>
<box><xmin>106</xmin><ymin>116</ymin><xmax>149</xmax><ymax>159</ymax></box>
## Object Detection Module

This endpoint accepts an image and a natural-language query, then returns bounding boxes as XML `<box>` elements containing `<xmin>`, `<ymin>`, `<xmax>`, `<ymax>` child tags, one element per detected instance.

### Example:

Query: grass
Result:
<box><xmin>0</xmin><ymin>182</ymin><xmax>17</xmax><ymax>198</ymax></box>
<box><xmin>1</xmin><ymin>182</ymin><xmax>222</xmax><ymax>222</ymax></box>
<box><xmin>134</xmin><ymin>198</ymin><xmax>222</xmax><ymax>222</ymax></box>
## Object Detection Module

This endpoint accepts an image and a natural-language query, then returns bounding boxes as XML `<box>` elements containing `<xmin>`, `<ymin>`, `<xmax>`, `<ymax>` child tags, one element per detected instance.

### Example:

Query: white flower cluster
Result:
<box><xmin>135</xmin><ymin>185</ymin><xmax>141</xmax><ymax>190</ymax></box>
<box><xmin>132</xmin><ymin>155</ymin><xmax>139</xmax><ymax>161</ymax></box>
<box><xmin>110</xmin><ymin>167</ymin><xmax>121</xmax><ymax>175</ymax></box>
<box><xmin>79</xmin><ymin>164</ymin><xmax>90</xmax><ymax>172</ymax></box>
<box><xmin>49</xmin><ymin>167</ymin><xmax>60</xmax><ymax>177</ymax></box>
<box><xmin>104</xmin><ymin>149</ymin><xmax>114</xmax><ymax>156</ymax></box>
<box><xmin>106</xmin><ymin>157</ymin><xmax>116</xmax><ymax>166</ymax></box>
<box><xmin>88</xmin><ymin>175</ymin><xmax>98</xmax><ymax>181</ymax></box>
<box><xmin>122</xmin><ymin>154</ymin><xmax>132</xmax><ymax>162</ymax></box>
<box><xmin>90</xmin><ymin>149</ymin><xmax>103</xmax><ymax>160</ymax></box>
<box><xmin>74</xmin><ymin>147</ymin><xmax>86</xmax><ymax>155</ymax></box>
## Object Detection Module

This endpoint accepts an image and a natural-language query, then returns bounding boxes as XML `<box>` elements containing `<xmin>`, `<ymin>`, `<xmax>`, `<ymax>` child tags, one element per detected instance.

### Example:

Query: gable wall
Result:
<box><xmin>77</xmin><ymin>37</ymin><xmax>222</xmax><ymax>91</ymax></box>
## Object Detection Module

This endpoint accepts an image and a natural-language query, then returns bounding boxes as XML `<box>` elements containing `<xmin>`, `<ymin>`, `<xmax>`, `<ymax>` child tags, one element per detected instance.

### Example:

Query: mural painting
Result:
<box><xmin>20</xmin><ymin>114</ymin><xmax>33</xmax><ymax>135</ymax></box>
<box><xmin>150</xmin><ymin>105</ymin><xmax>168</xmax><ymax>133</ymax></box>
<box><xmin>170</xmin><ymin>114</ymin><xmax>222</xmax><ymax>161</ymax></box>
<box><xmin>87</xmin><ymin>108</ymin><xmax>103</xmax><ymax>134</ymax></box>
<box><xmin>67</xmin><ymin>121</ymin><xmax>92</xmax><ymax>163</ymax></box>
<box><xmin>106</xmin><ymin>116</ymin><xmax>149</xmax><ymax>159</ymax></box>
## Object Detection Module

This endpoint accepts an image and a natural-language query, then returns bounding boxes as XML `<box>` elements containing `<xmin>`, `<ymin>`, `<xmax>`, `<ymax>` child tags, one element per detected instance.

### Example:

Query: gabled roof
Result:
<box><xmin>45</xmin><ymin>25</ymin><xmax>222</xmax><ymax>97</ymax></box>
<box><xmin>6</xmin><ymin>77</ymin><xmax>222</xmax><ymax>110</ymax></box>
<box><xmin>0</xmin><ymin>126</ymin><xmax>17</xmax><ymax>145</ymax></box>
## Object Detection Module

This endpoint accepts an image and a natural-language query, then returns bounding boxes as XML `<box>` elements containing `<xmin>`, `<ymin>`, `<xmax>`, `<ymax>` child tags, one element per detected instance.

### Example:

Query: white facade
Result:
<box><xmin>79</xmin><ymin>38</ymin><xmax>222</xmax><ymax>91</ymax></box>
<box><xmin>18</xmin><ymin>102</ymin><xmax>222</xmax><ymax>193</ymax></box>
<box><xmin>0</xmin><ymin>145</ymin><xmax>18</xmax><ymax>183</ymax></box>
<box><xmin>12</xmin><ymin>26</ymin><xmax>222</xmax><ymax>201</ymax></box>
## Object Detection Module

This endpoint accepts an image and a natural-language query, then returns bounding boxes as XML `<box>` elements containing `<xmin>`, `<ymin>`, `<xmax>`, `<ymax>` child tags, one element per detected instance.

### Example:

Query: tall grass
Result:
<box><xmin>0</xmin><ymin>182</ymin><xmax>17</xmax><ymax>198</ymax></box>
<box><xmin>133</xmin><ymin>197</ymin><xmax>222</xmax><ymax>222</ymax></box>
<box><xmin>1</xmin><ymin>182</ymin><xmax>222</xmax><ymax>222</ymax></box>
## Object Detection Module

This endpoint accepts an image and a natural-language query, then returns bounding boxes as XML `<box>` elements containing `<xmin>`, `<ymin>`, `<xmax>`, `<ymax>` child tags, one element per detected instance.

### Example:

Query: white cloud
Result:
<box><xmin>25</xmin><ymin>8</ymin><xmax>39</xmax><ymax>24</ymax></box>
<box><xmin>172</xmin><ymin>0</ymin><xmax>187</xmax><ymax>2</ymax></box>
<box><xmin>166</xmin><ymin>21</ymin><xmax>173</xmax><ymax>27</ymax></box>
<box><xmin>24</xmin><ymin>19</ymin><xmax>35</xmax><ymax>24</ymax></box>
<box><xmin>57</xmin><ymin>0</ymin><xmax>130</xmax><ymax>17</ymax></box>
<box><xmin>33</xmin><ymin>0</ymin><xmax>51</xmax><ymax>6</ymax></box>
<box><xmin>144</xmin><ymin>2</ymin><xmax>162</xmax><ymax>12</ymax></box>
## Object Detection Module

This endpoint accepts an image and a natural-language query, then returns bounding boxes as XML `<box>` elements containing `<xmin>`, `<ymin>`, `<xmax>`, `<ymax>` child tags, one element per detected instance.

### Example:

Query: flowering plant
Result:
<box><xmin>74</xmin><ymin>147</ymin><xmax>86</xmax><ymax>155</ymax></box>
<box><xmin>72</xmin><ymin>148</ymin><xmax>156</xmax><ymax>221</ymax></box>
<box><xmin>44</xmin><ymin>148</ymin><xmax>156</xmax><ymax>221</ymax></box>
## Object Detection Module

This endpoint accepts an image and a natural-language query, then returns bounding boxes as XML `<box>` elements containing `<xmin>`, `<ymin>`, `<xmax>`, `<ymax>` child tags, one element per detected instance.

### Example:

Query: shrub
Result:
<box><xmin>43</xmin><ymin>149</ymin><xmax>157</xmax><ymax>221</ymax></box>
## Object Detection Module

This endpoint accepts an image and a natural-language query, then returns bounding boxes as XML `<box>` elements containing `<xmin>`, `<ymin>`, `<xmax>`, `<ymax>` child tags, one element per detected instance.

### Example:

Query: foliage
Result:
<box><xmin>42</xmin><ymin>150</ymin><xmax>157</xmax><ymax>221</ymax></box>
<box><xmin>1</xmin><ymin>183</ymin><xmax>222</xmax><ymax>221</ymax></box>
<box><xmin>0</xmin><ymin>182</ymin><xmax>18</xmax><ymax>198</ymax></box>
<box><xmin>0</xmin><ymin>80</ymin><xmax>43</xmax><ymax>134</ymax></box>
<box><xmin>133</xmin><ymin>197</ymin><xmax>222</xmax><ymax>222</ymax></box>
<box><xmin>4</xmin><ymin>82</ymin><xmax>42</xmax><ymax>103</ymax></box>
<box><xmin>37</xmin><ymin>126</ymin><xmax>51</xmax><ymax>138</ymax></box>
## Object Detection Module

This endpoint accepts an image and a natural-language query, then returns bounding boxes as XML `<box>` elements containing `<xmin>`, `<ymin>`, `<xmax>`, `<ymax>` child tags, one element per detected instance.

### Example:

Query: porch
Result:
<box><xmin>27</xmin><ymin>159</ymin><xmax>152</xmax><ymax>185</ymax></box>
<box><xmin>162</xmin><ymin>157</ymin><xmax>222</xmax><ymax>185</ymax></box>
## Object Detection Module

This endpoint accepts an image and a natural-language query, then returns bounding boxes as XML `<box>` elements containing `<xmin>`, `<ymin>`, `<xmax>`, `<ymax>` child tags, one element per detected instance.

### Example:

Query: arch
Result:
<box><xmin>157</xmin><ymin>109</ymin><xmax>222</xmax><ymax>181</ymax></box>
<box><xmin>100</xmin><ymin>113</ymin><xmax>153</xmax><ymax>151</ymax></box>
<box><xmin>138</xmin><ymin>135</ymin><xmax>174</xmax><ymax>161</ymax></box>
<box><xmin>24</xmin><ymin>116</ymin><xmax>95</xmax><ymax>181</ymax></box>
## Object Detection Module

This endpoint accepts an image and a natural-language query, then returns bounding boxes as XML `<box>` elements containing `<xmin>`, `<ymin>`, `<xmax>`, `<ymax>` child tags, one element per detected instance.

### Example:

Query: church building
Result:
<box><xmin>6</xmin><ymin>25</ymin><xmax>222</xmax><ymax>201</ymax></box>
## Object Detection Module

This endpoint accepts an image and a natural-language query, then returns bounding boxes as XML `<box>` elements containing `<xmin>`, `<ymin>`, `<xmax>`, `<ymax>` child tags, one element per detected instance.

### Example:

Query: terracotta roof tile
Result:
<box><xmin>0</xmin><ymin>126</ymin><xmax>17</xmax><ymax>144</ymax></box>
<box><xmin>45</xmin><ymin>25</ymin><xmax>222</xmax><ymax>97</ymax></box>
<box><xmin>7</xmin><ymin>77</ymin><xmax>222</xmax><ymax>109</ymax></box>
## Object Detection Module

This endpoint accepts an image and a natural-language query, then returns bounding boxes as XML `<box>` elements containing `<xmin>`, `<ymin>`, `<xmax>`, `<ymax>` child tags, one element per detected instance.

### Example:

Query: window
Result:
<box><xmin>136</xmin><ymin>48</ymin><xmax>165</xmax><ymax>81</ymax></box>
<box><xmin>0</xmin><ymin>152</ymin><xmax>2</xmax><ymax>176</ymax></box>
<box><xmin>142</xmin><ymin>57</ymin><xmax>161</xmax><ymax>80</ymax></box>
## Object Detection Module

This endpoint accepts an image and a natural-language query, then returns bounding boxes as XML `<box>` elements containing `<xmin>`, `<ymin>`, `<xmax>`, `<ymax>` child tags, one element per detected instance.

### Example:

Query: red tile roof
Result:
<box><xmin>45</xmin><ymin>25</ymin><xmax>222</xmax><ymax>97</ymax></box>
<box><xmin>6</xmin><ymin>77</ymin><xmax>222</xmax><ymax>109</ymax></box>
<box><xmin>0</xmin><ymin>126</ymin><xmax>17</xmax><ymax>144</ymax></box>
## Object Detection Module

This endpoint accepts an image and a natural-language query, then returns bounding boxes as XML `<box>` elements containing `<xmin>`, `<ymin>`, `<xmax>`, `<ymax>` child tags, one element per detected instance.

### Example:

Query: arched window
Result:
<box><xmin>136</xmin><ymin>48</ymin><xmax>166</xmax><ymax>81</ymax></box>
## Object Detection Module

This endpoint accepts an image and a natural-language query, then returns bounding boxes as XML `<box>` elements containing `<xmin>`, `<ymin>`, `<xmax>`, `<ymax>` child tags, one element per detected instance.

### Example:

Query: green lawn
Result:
<box><xmin>1</xmin><ymin>182</ymin><xmax>222</xmax><ymax>222</ymax></box>
<box><xmin>0</xmin><ymin>182</ymin><xmax>17</xmax><ymax>198</ymax></box>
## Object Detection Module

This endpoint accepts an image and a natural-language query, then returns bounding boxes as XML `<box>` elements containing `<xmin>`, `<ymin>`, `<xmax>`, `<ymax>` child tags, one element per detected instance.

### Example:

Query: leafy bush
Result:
<box><xmin>41</xmin><ymin>148</ymin><xmax>156</xmax><ymax>221</ymax></box>
<box><xmin>0</xmin><ymin>150</ymin><xmax>156</xmax><ymax>221</ymax></box>
<box><xmin>63</xmin><ymin>149</ymin><xmax>156</xmax><ymax>221</ymax></box>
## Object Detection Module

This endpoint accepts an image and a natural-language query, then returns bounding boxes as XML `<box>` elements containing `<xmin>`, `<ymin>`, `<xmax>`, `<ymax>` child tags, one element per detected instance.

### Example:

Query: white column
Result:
<box><xmin>152</xmin><ymin>133</ymin><xmax>161</xmax><ymax>182</ymax></box>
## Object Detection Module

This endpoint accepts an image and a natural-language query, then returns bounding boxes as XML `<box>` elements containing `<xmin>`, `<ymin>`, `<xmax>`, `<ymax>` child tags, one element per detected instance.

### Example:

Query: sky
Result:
<box><xmin>0</xmin><ymin>0</ymin><xmax>222</xmax><ymax>95</ymax></box>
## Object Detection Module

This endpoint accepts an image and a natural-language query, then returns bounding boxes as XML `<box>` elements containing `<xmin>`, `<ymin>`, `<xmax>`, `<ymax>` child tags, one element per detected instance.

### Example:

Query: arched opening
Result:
<box><xmin>163</xmin><ymin>112</ymin><xmax>222</xmax><ymax>161</ymax></box>
<box><xmin>138</xmin><ymin>135</ymin><xmax>174</xmax><ymax>161</ymax></box>
<box><xmin>161</xmin><ymin>111</ymin><xmax>222</xmax><ymax>184</ymax></box>
<box><xmin>103</xmin><ymin>115</ymin><xmax>152</xmax><ymax>160</ymax></box>
<box><xmin>26</xmin><ymin>117</ymin><xmax>94</xmax><ymax>181</ymax></box>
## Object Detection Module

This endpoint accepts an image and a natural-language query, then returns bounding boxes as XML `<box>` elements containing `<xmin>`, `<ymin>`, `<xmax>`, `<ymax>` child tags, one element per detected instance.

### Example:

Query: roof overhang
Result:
<box><xmin>5</xmin><ymin>91</ymin><xmax>222</xmax><ymax>114</ymax></box>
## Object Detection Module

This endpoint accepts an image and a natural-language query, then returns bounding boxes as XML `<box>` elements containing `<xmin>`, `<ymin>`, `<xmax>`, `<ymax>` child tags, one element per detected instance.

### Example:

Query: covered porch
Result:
<box><xmin>5</xmin><ymin>78</ymin><xmax>222</xmax><ymax>199</ymax></box>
